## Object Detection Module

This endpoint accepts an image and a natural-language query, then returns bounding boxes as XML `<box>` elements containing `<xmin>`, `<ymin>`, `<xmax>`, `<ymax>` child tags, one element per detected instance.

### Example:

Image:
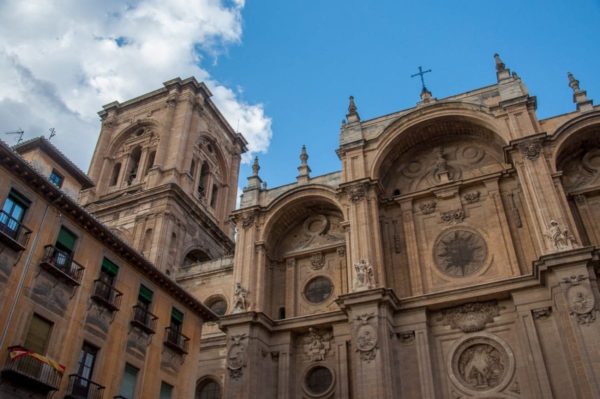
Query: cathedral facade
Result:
<box><xmin>1</xmin><ymin>55</ymin><xmax>599</xmax><ymax>399</ymax></box>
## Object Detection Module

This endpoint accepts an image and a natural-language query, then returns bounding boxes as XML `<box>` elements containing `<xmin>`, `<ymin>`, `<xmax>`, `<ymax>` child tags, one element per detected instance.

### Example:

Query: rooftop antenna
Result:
<box><xmin>48</xmin><ymin>128</ymin><xmax>56</xmax><ymax>141</ymax></box>
<box><xmin>4</xmin><ymin>129</ymin><xmax>24</xmax><ymax>144</ymax></box>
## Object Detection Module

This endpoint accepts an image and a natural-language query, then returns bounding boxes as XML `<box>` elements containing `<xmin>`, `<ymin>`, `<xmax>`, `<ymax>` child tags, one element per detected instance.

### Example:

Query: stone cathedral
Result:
<box><xmin>81</xmin><ymin>55</ymin><xmax>600</xmax><ymax>398</ymax></box>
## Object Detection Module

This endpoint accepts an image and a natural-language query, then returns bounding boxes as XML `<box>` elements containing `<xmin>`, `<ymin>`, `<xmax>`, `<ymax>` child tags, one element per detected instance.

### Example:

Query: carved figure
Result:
<box><xmin>353</xmin><ymin>259</ymin><xmax>375</xmax><ymax>291</ymax></box>
<box><xmin>546</xmin><ymin>220</ymin><xmax>577</xmax><ymax>251</ymax></box>
<box><xmin>303</xmin><ymin>328</ymin><xmax>331</xmax><ymax>362</ymax></box>
<box><xmin>458</xmin><ymin>344</ymin><xmax>505</xmax><ymax>390</ymax></box>
<box><xmin>232</xmin><ymin>283</ymin><xmax>248</xmax><ymax>313</ymax></box>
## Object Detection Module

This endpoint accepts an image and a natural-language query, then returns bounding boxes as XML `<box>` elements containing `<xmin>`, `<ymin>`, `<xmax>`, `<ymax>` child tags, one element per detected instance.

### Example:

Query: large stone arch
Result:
<box><xmin>105</xmin><ymin>119</ymin><xmax>162</xmax><ymax>158</ymax></box>
<box><xmin>369</xmin><ymin>102</ymin><xmax>506</xmax><ymax>183</ymax></box>
<box><xmin>550</xmin><ymin>110</ymin><xmax>600</xmax><ymax>173</ymax></box>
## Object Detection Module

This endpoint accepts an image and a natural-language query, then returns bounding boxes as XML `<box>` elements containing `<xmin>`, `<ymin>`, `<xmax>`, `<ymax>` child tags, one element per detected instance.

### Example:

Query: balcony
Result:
<box><xmin>91</xmin><ymin>279</ymin><xmax>122</xmax><ymax>312</ymax></box>
<box><xmin>0</xmin><ymin>211</ymin><xmax>31</xmax><ymax>250</ymax></box>
<box><xmin>164</xmin><ymin>327</ymin><xmax>189</xmax><ymax>354</ymax></box>
<box><xmin>0</xmin><ymin>346</ymin><xmax>62</xmax><ymax>395</ymax></box>
<box><xmin>39</xmin><ymin>245</ymin><xmax>84</xmax><ymax>286</ymax></box>
<box><xmin>64</xmin><ymin>374</ymin><xmax>105</xmax><ymax>399</ymax></box>
<box><xmin>130</xmin><ymin>305</ymin><xmax>158</xmax><ymax>334</ymax></box>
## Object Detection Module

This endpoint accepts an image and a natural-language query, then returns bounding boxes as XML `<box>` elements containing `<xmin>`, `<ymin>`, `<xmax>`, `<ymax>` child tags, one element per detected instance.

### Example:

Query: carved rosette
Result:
<box><xmin>448</xmin><ymin>334</ymin><xmax>515</xmax><ymax>395</ymax></box>
<box><xmin>353</xmin><ymin>313</ymin><xmax>377</xmax><ymax>362</ymax></box>
<box><xmin>441</xmin><ymin>301</ymin><xmax>499</xmax><ymax>333</ymax></box>
<box><xmin>563</xmin><ymin>275</ymin><xmax>597</xmax><ymax>325</ymax></box>
<box><xmin>227</xmin><ymin>334</ymin><xmax>247</xmax><ymax>380</ymax></box>
<box><xmin>433</xmin><ymin>229</ymin><xmax>487</xmax><ymax>277</ymax></box>
<box><xmin>518</xmin><ymin>140</ymin><xmax>542</xmax><ymax>161</ymax></box>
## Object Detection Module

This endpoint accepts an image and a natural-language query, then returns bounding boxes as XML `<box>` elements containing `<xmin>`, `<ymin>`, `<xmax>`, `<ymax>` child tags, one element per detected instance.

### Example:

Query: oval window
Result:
<box><xmin>304</xmin><ymin>276</ymin><xmax>333</xmax><ymax>303</ymax></box>
<box><xmin>305</xmin><ymin>366</ymin><xmax>333</xmax><ymax>396</ymax></box>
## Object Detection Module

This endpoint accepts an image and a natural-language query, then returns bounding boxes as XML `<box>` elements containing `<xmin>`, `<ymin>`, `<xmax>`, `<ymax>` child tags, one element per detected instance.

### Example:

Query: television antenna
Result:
<box><xmin>3</xmin><ymin>129</ymin><xmax>24</xmax><ymax>144</ymax></box>
<box><xmin>48</xmin><ymin>128</ymin><xmax>56</xmax><ymax>141</ymax></box>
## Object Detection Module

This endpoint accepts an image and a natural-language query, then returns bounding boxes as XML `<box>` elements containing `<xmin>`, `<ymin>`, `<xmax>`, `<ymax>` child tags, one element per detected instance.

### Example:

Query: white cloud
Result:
<box><xmin>0</xmin><ymin>0</ymin><xmax>271</xmax><ymax>169</ymax></box>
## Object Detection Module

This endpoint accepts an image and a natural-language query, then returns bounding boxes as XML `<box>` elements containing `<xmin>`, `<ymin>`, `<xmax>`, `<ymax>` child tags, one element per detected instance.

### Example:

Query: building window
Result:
<box><xmin>160</xmin><ymin>382</ymin><xmax>174</xmax><ymax>399</ymax></box>
<box><xmin>49</xmin><ymin>169</ymin><xmax>64</xmax><ymax>188</ymax></box>
<box><xmin>304</xmin><ymin>276</ymin><xmax>333</xmax><ymax>304</ymax></box>
<box><xmin>144</xmin><ymin>150</ymin><xmax>156</xmax><ymax>176</ymax></box>
<box><xmin>198</xmin><ymin>162</ymin><xmax>209</xmax><ymax>197</ymax></box>
<box><xmin>164</xmin><ymin>307</ymin><xmax>189</xmax><ymax>353</ymax></box>
<box><xmin>0</xmin><ymin>189</ymin><xmax>30</xmax><ymax>239</ymax></box>
<box><xmin>210</xmin><ymin>184</ymin><xmax>218</xmax><ymax>208</ymax></box>
<box><xmin>91</xmin><ymin>257</ymin><xmax>122</xmax><ymax>311</ymax></box>
<box><xmin>304</xmin><ymin>366</ymin><xmax>333</xmax><ymax>396</ymax></box>
<box><xmin>23</xmin><ymin>314</ymin><xmax>53</xmax><ymax>354</ymax></box>
<box><xmin>118</xmin><ymin>363</ymin><xmax>139</xmax><ymax>399</ymax></box>
<box><xmin>52</xmin><ymin>226</ymin><xmax>77</xmax><ymax>268</ymax></box>
<box><xmin>110</xmin><ymin>162</ymin><xmax>121</xmax><ymax>186</ymax></box>
<box><xmin>206</xmin><ymin>297</ymin><xmax>227</xmax><ymax>316</ymax></box>
<box><xmin>196</xmin><ymin>379</ymin><xmax>221</xmax><ymax>399</ymax></box>
<box><xmin>170</xmin><ymin>307</ymin><xmax>184</xmax><ymax>334</ymax></box>
<box><xmin>127</xmin><ymin>146</ymin><xmax>142</xmax><ymax>185</ymax></box>
<box><xmin>70</xmin><ymin>342</ymin><xmax>99</xmax><ymax>397</ymax></box>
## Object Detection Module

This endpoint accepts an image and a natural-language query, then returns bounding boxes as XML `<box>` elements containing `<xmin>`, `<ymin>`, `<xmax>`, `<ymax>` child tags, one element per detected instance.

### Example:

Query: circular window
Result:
<box><xmin>206</xmin><ymin>298</ymin><xmax>227</xmax><ymax>316</ymax></box>
<box><xmin>304</xmin><ymin>276</ymin><xmax>333</xmax><ymax>303</ymax></box>
<box><xmin>305</xmin><ymin>366</ymin><xmax>333</xmax><ymax>396</ymax></box>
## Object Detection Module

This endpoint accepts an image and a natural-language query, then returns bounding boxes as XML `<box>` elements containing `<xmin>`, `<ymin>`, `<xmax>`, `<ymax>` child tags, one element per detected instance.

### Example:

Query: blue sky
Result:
<box><xmin>0</xmin><ymin>0</ymin><xmax>598</xmax><ymax>194</ymax></box>
<box><xmin>207</xmin><ymin>0</ymin><xmax>600</xmax><ymax>189</ymax></box>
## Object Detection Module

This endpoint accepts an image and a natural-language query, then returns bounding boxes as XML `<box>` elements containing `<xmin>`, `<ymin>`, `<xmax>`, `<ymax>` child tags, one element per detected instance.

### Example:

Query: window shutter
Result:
<box><xmin>24</xmin><ymin>315</ymin><xmax>53</xmax><ymax>354</ymax></box>
<box><xmin>101</xmin><ymin>258</ymin><xmax>119</xmax><ymax>275</ymax></box>
<box><xmin>119</xmin><ymin>363</ymin><xmax>139</xmax><ymax>398</ymax></box>
<box><xmin>171</xmin><ymin>307</ymin><xmax>184</xmax><ymax>323</ymax></box>
<box><xmin>160</xmin><ymin>382</ymin><xmax>173</xmax><ymax>399</ymax></box>
<box><xmin>138</xmin><ymin>285</ymin><xmax>153</xmax><ymax>302</ymax></box>
<box><xmin>56</xmin><ymin>227</ymin><xmax>77</xmax><ymax>251</ymax></box>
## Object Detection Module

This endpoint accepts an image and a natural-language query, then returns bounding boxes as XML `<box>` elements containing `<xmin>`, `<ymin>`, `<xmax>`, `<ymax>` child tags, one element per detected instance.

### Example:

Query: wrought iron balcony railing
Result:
<box><xmin>91</xmin><ymin>279</ymin><xmax>123</xmax><ymax>312</ymax></box>
<box><xmin>0</xmin><ymin>346</ymin><xmax>62</xmax><ymax>395</ymax></box>
<box><xmin>164</xmin><ymin>326</ymin><xmax>189</xmax><ymax>354</ymax></box>
<box><xmin>0</xmin><ymin>210</ymin><xmax>31</xmax><ymax>250</ymax></box>
<box><xmin>39</xmin><ymin>245</ymin><xmax>84</xmax><ymax>285</ymax></box>
<box><xmin>64</xmin><ymin>374</ymin><xmax>105</xmax><ymax>399</ymax></box>
<box><xmin>131</xmin><ymin>304</ymin><xmax>158</xmax><ymax>334</ymax></box>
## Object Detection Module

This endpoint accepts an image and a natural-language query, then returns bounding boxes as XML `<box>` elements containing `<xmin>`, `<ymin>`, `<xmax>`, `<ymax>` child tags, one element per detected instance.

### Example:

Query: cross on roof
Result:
<box><xmin>411</xmin><ymin>66</ymin><xmax>432</xmax><ymax>91</ymax></box>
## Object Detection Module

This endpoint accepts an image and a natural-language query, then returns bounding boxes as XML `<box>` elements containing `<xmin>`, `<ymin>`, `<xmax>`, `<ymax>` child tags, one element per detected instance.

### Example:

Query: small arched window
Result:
<box><xmin>110</xmin><ymin>163</ymin><xmax>121</xmax><ymax>186</ymax></box>
<box><xmin>210</xmin><ymin>184</ymin><xmax>218</xmax><ymax>208</ymax></box>
<box><xmin>127</xmin><ymin>146</ymin><xmax>142</xmax><ymax>185</ymax></box>
<box><xmin>199</xmin><ymin>162</ymin><xmax>210</xmax><ymax>197</ymax></box>
<box><xmin>196</xmin><ymin>379</ymin><xmax>221</xmax><ymax>399</ymax></box>
<box><xmin>144</xmin><ymin>150</ymin><xmax>156</xmax><ymax>176</ymax></box>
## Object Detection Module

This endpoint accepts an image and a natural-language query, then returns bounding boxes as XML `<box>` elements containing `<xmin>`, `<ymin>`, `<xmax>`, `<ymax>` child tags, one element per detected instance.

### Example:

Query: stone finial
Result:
<box><xmin>346</xmin><ymin>95</ymin><xmax>360</xmax><ymax>123</ymax></box>
<box><xmin>494</xmin><ymin>53</ymin><xmax>511</xmax><ymax>81</ymax></box>
<box><xmin>420</xmin><ymin>86</ymin><xmax>433</xmax><ymax>103</ymax></box>
<box><xmin>297</xmin><ymin>145</ymin><xmax>311</xmax><ymax>182</ymax></box>
<box><xmin>567</xmin><ymin>72</ymin><xmax>593</xmax><ymax>112</ymax></box>
<box><xmin>251</xmin><ymin>156</ymin><xmax>260</xmax><ymax>176</ymax></box>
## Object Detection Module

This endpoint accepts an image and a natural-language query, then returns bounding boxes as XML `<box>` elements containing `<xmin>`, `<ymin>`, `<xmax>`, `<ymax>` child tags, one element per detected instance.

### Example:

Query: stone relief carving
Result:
<box><xmin>310</xmin><ymin>252</ymin><xmax>325</xmax><ymax>270</ymax></box>
<box><xmin>433</xmin><ymin>229</ymin><xmax>487</xmax><ymax>277</ymax></box>
<box><xmin>441</xmin><ymin>209</ymin><xmax>465</xmax><ymax>224</ymax></box>
<box><xmin>354</xmin><ymin>313</ymin><xmax>377</xmax><ymax>362</ymax></box>
<box><xmin>345</xmin><ymin>183</ymin><xmax>367</xmax><ymax>203</ymax></box>
<box><xmin>441</xmin><ymin>301</ymin><xmax>499</xmax><ymax>333</ymax></box>
<box><xmin>353</xmin><ymin>259</ymin><xmax>375</xmax><ymax>291</ymax></box>
<box><xmin>545</xmin><ymin>220</ymin><xmax>578</xmax><ymax>252</ymax></box>
<box><xmin>532</xmin><ymin>307</ymin><xmax>552</xmax><ymax>320</ymax></box>
<box><xmin>519</xmin><ymin>140</ymin><xmax>542</xmax><ymax>160</ymax></box>
<box><xmin>560</xmin><ymin>146</ymin><xmax>600</xmax><ymax>192</ymax></box>
<box><xmin>227</xmin><ymin>334</ymin><xmax>247</xmax><ymax>380</ymax></box>
<box><xmin>279</xmin><ymin>214</ymin><xmax>345</xmax><ymax>255</ymax></box>
<box><xmin>450</xmin><ymin>336</ymin><xmax>512</xmax><ymax>393</ymax></box>
<box><xmin>232</xmin><ymin>283</ymin><xmax>248</xmax><ymax>313</ymax></box>
<box><xmin>462</xmin><ymin>191</ymin><xmax>481</xmax><ymax>203</ymax></box>
<box><xmin>303</xmin><ymin>328</ymin><xmax>332</xmax><ymax>362</ymax></box>
<box><xmin>573</xmin><ymin>194</ymin><xmax>586</xmax><ymax>205</ymax></box>
<box><xmin>382</xmin><ymin>141</ymin><xmax>504</xmax><ymax>196</ymax></box>
<box><xmin>563</xmin><ymin>275</ymin><xmax>597</xmax><ymax>325</ymax></box>
<box><xmin>241</xmin><ymin>215</ymin><xmax>255</xmax><ymax>229</ymax></box>
<box><xmin>420</xmin><ymin>200</ymin><xmax>437</xmax><ymax>215</ymax></box>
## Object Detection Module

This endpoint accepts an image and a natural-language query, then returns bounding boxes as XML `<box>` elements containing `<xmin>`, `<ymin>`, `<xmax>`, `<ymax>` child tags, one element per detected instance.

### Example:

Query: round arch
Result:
<box><xmin>369</xmin><ymin>102</ymin><xmax>506</xmax><ymax>181</ymax></box>
<box><xmin>195</xmin><ymin>376</ymin><xmax>222</xmax><ymax>399</ymax></box>
<box><xmin>106</xmin><ymin>119</ymin><xmax>162</xmax><ymax>157</ymax></box>
<box><xmin>196</xmin><ymin>133</ymin><xmax>229</xmax><ymax>182</ymax></box>
<box><xmin>549</xmin><ymin>110</ymin><xmax>600</xmax><ymax>173</ymax></box>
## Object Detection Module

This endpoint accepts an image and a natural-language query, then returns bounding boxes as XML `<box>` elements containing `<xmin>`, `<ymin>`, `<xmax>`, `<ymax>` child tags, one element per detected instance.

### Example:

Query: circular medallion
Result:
<box><xmin>227</xmin><ymin>344</ymin><xmax>246</xmax><ymax>370</ymax></box>
<box><xmin>304</xmin><ymin>366</ymin><xmax>334</xmax><ymax>397</ymax></box>
<box><xmin>434</xmin><ymin>229</ymin><xmax>487</xmax><ymax>277</ymax></box>
<box><xmin>567</xmin><ymin>285</ymin><xmax>595</xmax><ymax>315</ymax></box>
<box><xmin>304</xmin><ymin>276</ymin><xmax>333</xmax><ymax>304</ymax></box>
<box><xmin>450</xmin><ymin>336</ymin><xmax>512</xmax><ymax>393</ymax></box>
<box><xmin>356</xmin><ymin>324</ymin><xmax>377</xmax><ymax>352</ymax></box>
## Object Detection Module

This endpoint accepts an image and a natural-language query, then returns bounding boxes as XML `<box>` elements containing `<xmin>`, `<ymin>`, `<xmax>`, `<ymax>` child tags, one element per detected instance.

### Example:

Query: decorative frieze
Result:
<box><xmin>441</xmin><ymin>301</ymin><xmax>499</xmax><ymax>332</ymax></box>
<box><xmin>462</xmin><ymin>191</ymin><xmax>481</xmax><ymax>203</ymax></box>
<box><xmin>419</xmin><ymin>200</ymin><xmax>437</xmax><ymax>215</ymax></box>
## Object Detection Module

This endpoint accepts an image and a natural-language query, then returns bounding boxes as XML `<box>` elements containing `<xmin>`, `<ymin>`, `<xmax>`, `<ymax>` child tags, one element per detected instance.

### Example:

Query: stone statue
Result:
<box><xmin>546</xmin><ymin>220</ymin><xmax>577</xmax><ymax>251</ymax></box>
<box><xmin>353</xmin><ymin>260</ymin><xmax>375</xmax><ymax>291</ymax></box>
<box><xmin>303</xmin><ymin>328</ymin><xmax>331</xmax><ymax>362</ymax></box>
<box><xmin>232</xmin><ymin>283</ymin><xmax>248</xmax><ymax>313</ymax></box>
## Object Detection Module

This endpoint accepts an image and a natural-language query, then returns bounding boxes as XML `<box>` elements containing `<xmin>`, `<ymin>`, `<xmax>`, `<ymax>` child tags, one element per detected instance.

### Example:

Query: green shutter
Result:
<box><xmin>101</xmin><ymin>258</ymin><xmax>119</xmax><ymax>275</ymax></box>
<box><xmin>171</xmin><ymin>307</ymin><xmax>184</xmax><ymax>323</ymax></box>
<box><xmin>56</xmin><ymin>227</ymin><xmax>77</xmax><ymax>250</ymax></box>
<box><xmin>139</xmin><ymin>285</ymin><xmax>153</xmax><ymax>302</ymax></box>
<box><xmin>24</xmin><ymin>314</ymin><xmax>53</xmax><ymax>354</ymax></box>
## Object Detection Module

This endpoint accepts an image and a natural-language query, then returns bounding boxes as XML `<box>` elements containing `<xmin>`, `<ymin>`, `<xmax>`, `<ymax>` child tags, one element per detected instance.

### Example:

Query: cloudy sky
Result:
<box><xmin>1</xmin><ymin>1</ymin><xmax>599</xmax><ymax>190</ymax></box>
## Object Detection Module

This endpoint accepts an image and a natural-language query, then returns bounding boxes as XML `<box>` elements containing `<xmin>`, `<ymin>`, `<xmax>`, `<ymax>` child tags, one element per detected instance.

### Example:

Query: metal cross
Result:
<box><xmin>411</xmin><ymin>66</ymin><xmax>432</xmax><ymax>91</ymax></box>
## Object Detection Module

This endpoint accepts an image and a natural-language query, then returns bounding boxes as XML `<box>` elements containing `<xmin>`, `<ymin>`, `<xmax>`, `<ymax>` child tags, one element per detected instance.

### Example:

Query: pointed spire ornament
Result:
<box><xmin>494</xmin><ymin>53</ymin><xmax>511</xmax><ymax>81</ymax></box>
<box><xmin>346</xmin><ymin>96</ymin><xmax>360</xmax><ymax>123</ymax></box>
<box><xmin>567</xmin><ymin>72</ymin><xmax>593</xmax><ymax>112</ymax></box>
<box><xmin>244</xmin><ymin>156</ymin><xmax>263</xmax><ymax>191</ymax></box>
<box><xmin>252</xmin><ymin>156</ymin><xmax>260</xmax><ymax>176</ymax></box>
<box><xmin>297</xmin><ymin>145</ymin><xmax>311</xmax><ymax>183</ymax></box>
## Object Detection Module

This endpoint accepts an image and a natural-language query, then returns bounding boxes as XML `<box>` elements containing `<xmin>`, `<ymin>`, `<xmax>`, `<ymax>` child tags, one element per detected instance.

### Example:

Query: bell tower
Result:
<box><xmin>80</xmin><ymin>77</ymin><xmax>247</xmax><ymax>276</ymax></box>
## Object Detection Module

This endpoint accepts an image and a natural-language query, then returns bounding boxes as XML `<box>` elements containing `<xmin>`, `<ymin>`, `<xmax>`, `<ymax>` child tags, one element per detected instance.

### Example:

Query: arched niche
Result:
<box><xmin>183</xmin><ymin>249</ymin><xmax>212</xmax><ymax>266</ymax></box>
<box><xmin>376</xmin><ymin>116</ymin><xmax>507</xmax><ymax>198</ymax></box>
<box><xmin>555</xmin><ymin>123</ymin><xmax>600</xmax><ymax>246</ymax></box>
<box><xmin>261</xmin><ymin>194</ymin><xmax>347</xmax><ymax>319</ymax></box>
